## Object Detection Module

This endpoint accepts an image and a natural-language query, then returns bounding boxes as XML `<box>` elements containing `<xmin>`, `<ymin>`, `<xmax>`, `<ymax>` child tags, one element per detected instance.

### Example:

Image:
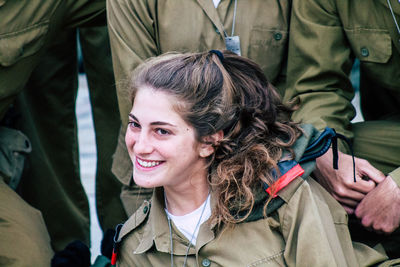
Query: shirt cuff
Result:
<box><xmin>389</xmin><ymin>167</ymin><xmax>400</xmax><ymax>188</ymax></box>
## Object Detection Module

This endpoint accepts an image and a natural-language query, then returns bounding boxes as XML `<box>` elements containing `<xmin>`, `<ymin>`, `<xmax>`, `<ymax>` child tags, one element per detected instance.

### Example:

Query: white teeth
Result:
<box><xmin>137</xmin><ymin>158</ymin><xmax>161</xmax><ymax>168</ymax></box>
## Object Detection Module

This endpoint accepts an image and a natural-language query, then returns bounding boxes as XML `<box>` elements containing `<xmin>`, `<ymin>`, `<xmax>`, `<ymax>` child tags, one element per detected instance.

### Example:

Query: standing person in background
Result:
<box><xmin>0</xmin><ymin>1</ymin><xmax>124</xmax><ymax>265</ymax></box>
<box><xmin>107</xmin><ymin>0</ymin><xmax>292</xmax><ymax>215</ymax></box>
<box><xmin>285</xmin><ymin>0</ymin><xmax>400</xmax><ymax>258</ymax></box>
<box><xmin>14</xmin><ymin>26</ymin><xmax>127</xmax><ymax>252</ymax></box>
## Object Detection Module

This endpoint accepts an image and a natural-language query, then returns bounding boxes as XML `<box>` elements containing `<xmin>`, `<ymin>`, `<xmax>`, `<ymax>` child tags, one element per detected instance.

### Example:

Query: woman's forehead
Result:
<box><xmin>132</xmin><ymin>87</ymin><xmax>188</xmax><ymax>125</ymax></box>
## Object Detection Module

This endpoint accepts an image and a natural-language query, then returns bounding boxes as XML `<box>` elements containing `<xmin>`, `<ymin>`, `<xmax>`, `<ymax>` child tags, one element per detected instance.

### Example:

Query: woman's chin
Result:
<box><xmin>133</xmin><ymin>175</ymin><xmax>159</xmax><ymax>189</ymax></box>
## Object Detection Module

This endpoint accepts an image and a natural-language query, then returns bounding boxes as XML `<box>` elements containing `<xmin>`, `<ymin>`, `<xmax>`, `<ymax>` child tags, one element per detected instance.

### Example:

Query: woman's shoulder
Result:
<box><xmin>117</xmin><ymin>200</ymin><xmax>152</xmax><ymax>243</ymax></box>
<box><xmin>277</xmin><ymin>176</ymin><xmax>348</xmax><ymax>226</ymax></box>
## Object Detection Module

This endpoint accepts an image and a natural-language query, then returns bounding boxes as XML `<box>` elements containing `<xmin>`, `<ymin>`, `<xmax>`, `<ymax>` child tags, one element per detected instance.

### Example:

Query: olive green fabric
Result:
<box><xmin>0</xmin><ymin>0</ymin><xmax>128</xmax><ymax>253</ymax></box>
<box><xmin>352</xmin><ymin>120</ymin><xmax>400</xmax><ymax>177</ymax></box>
<box><xmin>349</xmin><ymin>120</ymin><xmax>400</xmax><ymax>258</ymax></box>
<box><xmin>116</xmin><ymin>182</ymin><xmax>388</xmax><ymax>267</ymax></box>
<box><xmin>284</xmin><ymin>0</ymin><xmax>400</xmax><ymax>180</ymax></box>
<box><xmin>14</xmin><ymin>27</ymin><xmax>126</xmax><ymax>251</ymax></box>
<box><xmin>0</xmin><ymin>0</ymin><xmax>106</xmax><ymax>120</ymax></box>
<box><xmin>0</xmin><ymin>177</ymin><xmax>53</xmax><ymax>267</ymax></box>
<box><xmin>114</xmin><ymin>125</ymin><xmax>390</xmax><ymax>266</ymax></box>
<box><xmin>107</xmin><ymin>0</ymin><xmax>292</xmax><ymax>213</ymax></box>
<box><xmin>284</xmin><ymin>0</ymin><xmax>400</xmax><ymax>258</ymax></box>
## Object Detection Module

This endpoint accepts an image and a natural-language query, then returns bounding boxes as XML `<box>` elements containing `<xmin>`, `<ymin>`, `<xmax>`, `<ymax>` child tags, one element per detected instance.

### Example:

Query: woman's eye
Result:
<box><xmin>128</xmin><ymin>121</ymin><xmax>140</xmax><ymax>129</ymax></box>
<box><xmin>156</xmin><ymin>128</ymin><xmax>170</xmax><ymax>135</ymax></box>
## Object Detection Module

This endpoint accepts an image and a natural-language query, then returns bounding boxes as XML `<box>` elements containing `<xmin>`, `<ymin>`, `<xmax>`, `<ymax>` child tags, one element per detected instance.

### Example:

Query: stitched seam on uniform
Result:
<box><xmin>251</xmin><ymin>27</ymin><xmax>288</xmax><ymax>33</ymax></box>
<box><xmin>0</xmin><ymin>20</ymin><xmax>50</xmax><ymax>39</ymax></box>
<box><xmin>247</xmin><ymin>250</ymin><xmax>285</xmax><ymax>267</ymax></box>
<box><xmin>334</xmin><ymin>222</ymin><xmax>347</xmax><ymax>225</ymax></box>
<box><xmin>343</xmin><ymin>28</ymin><xmax>389</xmax><ymax>33</ymax></box>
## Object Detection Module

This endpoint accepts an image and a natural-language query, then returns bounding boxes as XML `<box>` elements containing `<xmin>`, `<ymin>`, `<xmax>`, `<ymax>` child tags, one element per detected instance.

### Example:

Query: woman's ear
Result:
<box><xmin>199</xmin><ymin>130</ymin><xmax>223</xmax><ymax>158</ymax></box>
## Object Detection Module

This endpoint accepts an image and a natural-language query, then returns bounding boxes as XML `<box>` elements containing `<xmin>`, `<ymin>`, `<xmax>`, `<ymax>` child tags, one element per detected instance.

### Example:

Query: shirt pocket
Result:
<box><xmin>345</xmin><ymin>28</ymin><xmax>392</xmax><ymax>63</ymax></box>
<box><xmin>0</xmin><ymin>21</ymin><xmax>49</xmax><ymax>67</ymax></box>
<box><xmin>247</xmin><ymin>250</ymin><xmax>285</xmax><ymax>267</ymax></box>
<box><xmin>248</xmin><ymin>28</ymin><xmax>288</xmax><ymax>82</ymax></box>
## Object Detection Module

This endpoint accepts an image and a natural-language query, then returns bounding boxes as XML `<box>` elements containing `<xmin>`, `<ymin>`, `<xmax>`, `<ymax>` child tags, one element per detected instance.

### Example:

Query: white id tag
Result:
<box><xmin>225</xmin><ymin>36</ymin><xmax>241</xmax><ymax>56</ymax></box>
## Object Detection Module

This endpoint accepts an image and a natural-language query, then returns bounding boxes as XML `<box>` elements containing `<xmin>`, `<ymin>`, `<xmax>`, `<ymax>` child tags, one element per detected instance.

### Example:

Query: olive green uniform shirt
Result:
<box><xmin>284</xmin><ymin>0</ymin><xmax>400</xmax><ymax>185</ymax></box>
<box><xmin>107</xmin><ymin>0</ymin><xmax>291</xmax><ymax>188</ymax></box>
<box><xmin>116</xmin><ymin>180</ymin><xmax>387</xmax><ymax>267</ymax></box>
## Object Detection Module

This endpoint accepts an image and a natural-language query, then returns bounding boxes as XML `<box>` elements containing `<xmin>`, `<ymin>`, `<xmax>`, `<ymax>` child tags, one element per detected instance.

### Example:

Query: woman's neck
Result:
<box><xmin>164</xmin><ymin>182</ymin><xmax>210</xmax><ymax>216</ymax></box>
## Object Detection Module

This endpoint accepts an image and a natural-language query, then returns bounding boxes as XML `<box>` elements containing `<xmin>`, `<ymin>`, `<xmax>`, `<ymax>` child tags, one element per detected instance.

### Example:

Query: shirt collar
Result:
<box><xmin>133</xmin><ymin>188</ymin><xmax>216</xmax><ymax>255</ymax></box>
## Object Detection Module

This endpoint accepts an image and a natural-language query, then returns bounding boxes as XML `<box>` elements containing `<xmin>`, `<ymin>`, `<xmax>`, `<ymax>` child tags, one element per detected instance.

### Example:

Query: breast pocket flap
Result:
<box><xmin>0</xmin><ymin>22</ymin><xmax>49</xmax><ymax>67</ymax></box>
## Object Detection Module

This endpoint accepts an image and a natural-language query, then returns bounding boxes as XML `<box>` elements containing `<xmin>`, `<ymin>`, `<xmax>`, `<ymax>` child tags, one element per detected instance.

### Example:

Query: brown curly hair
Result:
<box><xmin>129</xmin><ymin>50</ymin><xmax>302</xmax><ymax>227</ymax></box>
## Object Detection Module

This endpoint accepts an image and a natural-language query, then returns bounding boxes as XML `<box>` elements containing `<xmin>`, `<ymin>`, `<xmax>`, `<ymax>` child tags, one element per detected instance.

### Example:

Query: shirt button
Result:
<box><xmin>360</xmin><ymin>47</ymin><xmax>369</xmax><ymax>57</ymax></box>
<box><xmin>215</xmin><ymin>27</ymin><xmax>220</xmax><ymax>34</ymax></box>
<box><xmin>274</xmin><ymin>32</ymin><xmax>282</xmax><ymax>41</ymax></box>
<box><xmin>202</xmin><ymin>258</ymin><xmax>211</xmax><ymax>267</ymax></box>
<box><xmin>143</xmin><ymin>205</ymin><xmax>149</xmax><ymax>214</ymax></box>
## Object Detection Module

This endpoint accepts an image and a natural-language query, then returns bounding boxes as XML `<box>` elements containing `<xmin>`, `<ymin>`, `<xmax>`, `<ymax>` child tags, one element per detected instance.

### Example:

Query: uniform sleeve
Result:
<box><xmin>106</xmin><ymin>0</ymin><xmax>158</xmax><ymax>128</ymax></box>
<box><xmin>284</xmin><ymin>0</ymin><xmax>355</xmax><ymax>152</ymax></box>
<box><xmin>389</xmin><ymin>168</ymin><xmax>400</xmax><ymax>188</ymax></box>
<box><xmin>279</xmin><ymin>178</ymin><xmax>387</xmax><ymax>266</ymax></box>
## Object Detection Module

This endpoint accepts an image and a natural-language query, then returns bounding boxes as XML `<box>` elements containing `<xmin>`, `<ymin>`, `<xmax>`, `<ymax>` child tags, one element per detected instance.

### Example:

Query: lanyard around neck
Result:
<box><xmin>387</xmin><ymin>0</ymin><xmax>400</xmax><ymax>36</ymax></box>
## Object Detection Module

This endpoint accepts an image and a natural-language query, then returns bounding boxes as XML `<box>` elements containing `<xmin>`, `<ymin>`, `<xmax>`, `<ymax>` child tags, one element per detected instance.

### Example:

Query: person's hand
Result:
<box><xmin>51</xmin><ymin>240</ymin><xmax>91</xmax><ymax>267</ymax></box>
<box><xmin>355</xmin><ymin>175</ymin><xmax>400</xmax><ymax>234</ymax></box>
<box><xmin>314</xmin><ymin>148</ymin><xmax>385</xmax><ymax>214</ymax></box>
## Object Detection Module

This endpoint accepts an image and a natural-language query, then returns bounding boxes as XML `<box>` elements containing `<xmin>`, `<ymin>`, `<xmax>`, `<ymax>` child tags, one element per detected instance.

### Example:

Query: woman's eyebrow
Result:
<box><xmin>128</xmin><ymin>113</ymin><xmax>139</xmax><ymax>122</ymax></box>
<box><xmin>150</xmin><ymin>121</ymin><xmax>177</xmax><ymax>127</ymax></box>
<box><xmin>129</xmin><ymin>113</ymin><xmax>177</xmax><ymax>127</ymax></box>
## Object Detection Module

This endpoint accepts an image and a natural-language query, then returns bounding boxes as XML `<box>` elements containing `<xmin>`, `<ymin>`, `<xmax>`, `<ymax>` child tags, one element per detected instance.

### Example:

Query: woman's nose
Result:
<box><xmin>134</xmin><ymin>132</ymin><xmax>154</xmax><ymax>154</ymax></box>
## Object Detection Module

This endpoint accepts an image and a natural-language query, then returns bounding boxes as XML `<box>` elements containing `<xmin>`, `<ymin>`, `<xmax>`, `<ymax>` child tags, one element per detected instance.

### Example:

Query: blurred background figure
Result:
<box><xmin>14</xmin><ymin>27</ymin><xmax>127</xmax><ymax>252</ymax></box>
<box><xmin>0</xmin><ymin>2</ymin><xmax>126</xmax><ymax>265</ymax></box>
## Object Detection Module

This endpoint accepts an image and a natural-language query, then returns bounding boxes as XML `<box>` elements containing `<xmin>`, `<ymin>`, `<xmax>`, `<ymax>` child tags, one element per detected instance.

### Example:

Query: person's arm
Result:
<box><xmin>107</xmin><ymin>0</ymin><xmax>158</xmax><ymax>128</ymax></box>
<box><xmin>284</xmin><ymin>0</ymin><xmax>355</xmax><ymax>152</ymax></box>
<box><xmin>284</xmin><ymin>0</ymin><xmax>388</xmax><ymax>209</ymax></box>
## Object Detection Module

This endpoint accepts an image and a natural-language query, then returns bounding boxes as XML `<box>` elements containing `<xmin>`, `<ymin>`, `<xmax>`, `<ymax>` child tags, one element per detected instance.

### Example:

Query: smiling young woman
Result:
<box><xmin>114</xmin><ymin>51</ymin><xmax>391</xmax><ymax>267</ymax></box>
<box><xmin>125</xmin><ymin>86</ymin><xmax>214</xmax><ymax>212</ymax></box>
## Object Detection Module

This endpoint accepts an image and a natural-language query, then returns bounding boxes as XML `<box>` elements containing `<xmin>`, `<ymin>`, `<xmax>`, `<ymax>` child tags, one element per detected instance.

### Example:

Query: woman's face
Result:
<box><xmin>125</xmin><ymin>86</ymin><xmax>210</xmax><ymax>190</ymax></box>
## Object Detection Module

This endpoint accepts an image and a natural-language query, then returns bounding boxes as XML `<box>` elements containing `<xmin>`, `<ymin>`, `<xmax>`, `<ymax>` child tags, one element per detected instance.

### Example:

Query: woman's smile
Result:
<box><xmin>135</xmin><ymin>157</ymin><xmax>164</xmax><ymax>170</ymax></box>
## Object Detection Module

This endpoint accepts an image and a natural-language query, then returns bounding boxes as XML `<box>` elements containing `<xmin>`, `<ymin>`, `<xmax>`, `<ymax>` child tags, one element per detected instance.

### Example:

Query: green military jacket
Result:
<box><xmin>0</xmin><ymin>0</ymin><xmax>106</xmax><ymax>120</ymax></box>
<box><xmin>114</xmin><ymin>125</ymin><xmax>389</xmax><ymax>266</ymax></box>
<box><xmin>116</xmin><ymin>182</ymin><xmax>389</xmax><ymax>267</ymax></box>
<box><xmin>107</xmin><ymin>0</ymin><xmax>292</xmax><ymax>186</ymax></box>
<box><xmin>284</xmin><ymin>0</ymin><xmax>400</xmax><ymax>185</ymax></box>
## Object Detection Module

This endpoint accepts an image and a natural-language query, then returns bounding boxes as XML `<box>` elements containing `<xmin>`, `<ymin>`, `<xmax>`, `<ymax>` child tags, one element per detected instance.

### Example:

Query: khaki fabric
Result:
<box><xmin>284</xmin><ymin>0</ymin><xmax>400</xmax><ymax>258</ymax></box>
<box><xmin>14</xmin><ymin>27</ymin><xmax>126</xmax><ymax>251</ymax></box>
<box><xmin>107</xmin><ymin>0</ymin><xmax>292</xmax><ymax>212</ymax></box>
<box><xmin>116</xmin><ymin>181</ymin><xmax>388</xmax><ymax>267</ymax></box>
<box><xmin>0</xmin><ymin>178</ymin><xmax>53</xmax><ymax>267</ymax></box>
<box><xmin>0</xmin><ymin>0</ymin><xmax>105</xmax><ymax>120</ymax></box>
<box><xmin>349</xmin><ymin>120</ymin><xmax>400</xmax><ymax>258</ymax></box>
<box><xmin>284</xmin><ymin>0</ymin><xmax>400</xmax><ymax>180</ymax></box>
<box><xmin>0</xmin><ymin>0</ymin><xmax>127</xmax><ymax>253</ymax></box>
